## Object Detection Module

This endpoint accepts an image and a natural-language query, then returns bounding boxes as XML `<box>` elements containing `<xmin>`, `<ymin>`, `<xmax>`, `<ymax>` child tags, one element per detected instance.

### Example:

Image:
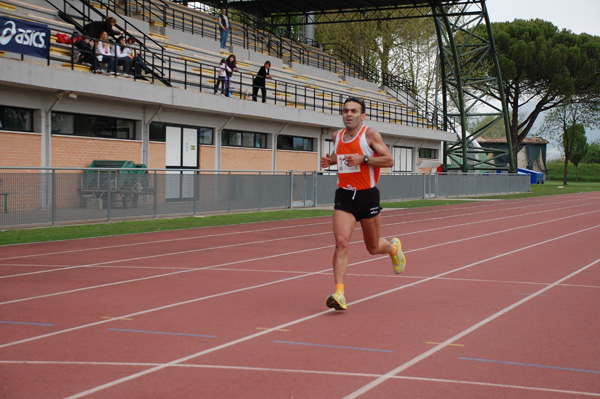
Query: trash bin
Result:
<box><xmin>517</xmin><ymin>168</ymin><xmax>544</xmax><ymax>184</ymax></box>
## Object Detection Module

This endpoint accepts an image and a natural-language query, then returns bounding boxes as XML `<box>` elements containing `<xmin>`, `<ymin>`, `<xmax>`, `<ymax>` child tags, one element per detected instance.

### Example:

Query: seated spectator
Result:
<box><xmin>126</xmin><ymin>37</ymin><xmax>152</xmax><ymax>76</ymax></box>
<box><xmin>84</xmin><ymin>16</ymin><xmax>122</xmax><ymax>40</ymax></box>
<box><xmin>115</xmin><ymin>36</ymin><xmax>133</xmax><ymax>76</ymax></box>
<box><xmin>75</xmin><ymin>36</ymin><xmax>96</xmax><ymax>70</ymax></box>
<box><xmin>95</xmin><ymin>31</ymin><xmax>115</xmax><ymax>73</ymax></box>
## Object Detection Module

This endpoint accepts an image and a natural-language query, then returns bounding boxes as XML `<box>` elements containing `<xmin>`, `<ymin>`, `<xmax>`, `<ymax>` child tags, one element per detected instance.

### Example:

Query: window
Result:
<box><xmin>149</xmin><ymin>122</ymin><xmax>166</xmax><ymax>142</ymax></box>
<box><xmin>199</xmin><ymin>128</ymin><xmax>213</xmax><ymax>145</ymax></box>
<box><xmin>323</xmin><ymin>139</ymin><xmax>335</xmax><ymax>156</ymax></box>
<box><xmin>322</xmin><ymin>139</ymin><xmax>337</xmax><ymax>171</ymax></box>
<box><xmin>0</xmin><ymin>106</ymin><xmax>33</xmax><ymax>132</ymax></box>
<box><xmin>222</xmin><ymin>129</ymin><xmax>267</xmax><ymax>148</ymax></box>
<box><xmin>150</xmin><ymin>122</ymin><xmax>213</xmax><ymax>144</ymax></box>
<box><xmin>277</xmin><ymin>135</ymin><xmax>314</xmax><ymax>151</ymax></box>
<box><xmin>419</xmin><ymin>148</ymin><xmax>438</xmax><ymax>159</ymax></box>
<box><xmin>52</xmin><ymin>112</ymin><xmax>135</xmax><ymax>140</ymax></box>
<box><xmin>394</xmin><ymin>146</ymin><xmax>413</xmax><ymax>172</ymax></box>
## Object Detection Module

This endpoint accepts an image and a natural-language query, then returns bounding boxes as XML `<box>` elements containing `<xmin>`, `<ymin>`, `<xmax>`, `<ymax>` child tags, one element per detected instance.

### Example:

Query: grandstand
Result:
<box><xmin>0</xmin><ymin>0</ymin><xmax>454</xmax><ymax>174</ymax></box>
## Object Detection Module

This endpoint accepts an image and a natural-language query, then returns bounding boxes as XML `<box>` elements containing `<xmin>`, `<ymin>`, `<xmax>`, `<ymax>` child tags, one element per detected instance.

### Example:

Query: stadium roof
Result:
<box><xmin>201</xmin><ymin>0</ymin><xmax>436</xmax><ymax>17</ymax></box>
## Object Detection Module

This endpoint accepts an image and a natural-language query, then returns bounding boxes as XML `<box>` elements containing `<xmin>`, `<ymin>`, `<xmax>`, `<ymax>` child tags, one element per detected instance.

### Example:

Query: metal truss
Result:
<box><xmin>220</xmin><ymin>0</ymin><xmax>515</xmax><ymax>172</ymax></box>
<box><xmin>432</xmin><ymin>0</ymin><xmax>515</xmax><ymax>172</ymax></box>
<box><xmin>257</xmin><ymin>4</ymin><xmax>432</xmax><ymax>25</ymax></box>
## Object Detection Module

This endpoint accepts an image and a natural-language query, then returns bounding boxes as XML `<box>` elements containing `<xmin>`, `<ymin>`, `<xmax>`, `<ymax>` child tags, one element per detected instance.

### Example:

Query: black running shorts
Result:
<box><xmin>334</xmin><ymin>186</ymin><xmax>382</xmax><ymax>221</ymax></box>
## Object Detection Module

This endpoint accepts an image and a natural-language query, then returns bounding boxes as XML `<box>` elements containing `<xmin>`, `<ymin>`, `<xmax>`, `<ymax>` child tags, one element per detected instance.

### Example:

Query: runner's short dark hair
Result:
<box><xmin>344</xmin><ymin>97</ymin><xmax>366</xmax><ymax>114</ymax></box>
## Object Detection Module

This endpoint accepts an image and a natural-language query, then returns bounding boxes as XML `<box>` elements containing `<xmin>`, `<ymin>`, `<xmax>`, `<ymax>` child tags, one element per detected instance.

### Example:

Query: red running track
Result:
<box><xmin>0</xmin><ymin>192</ymin><xmax>599</xmax><ymax>398</ymax></box>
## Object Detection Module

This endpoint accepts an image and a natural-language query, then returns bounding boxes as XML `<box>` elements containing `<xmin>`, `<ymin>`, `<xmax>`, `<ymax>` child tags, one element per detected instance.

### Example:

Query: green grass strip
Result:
<box><xmin>1</xmin><ymin>181</ymin><xmax>598</xmax><ymax>246</ymax></box>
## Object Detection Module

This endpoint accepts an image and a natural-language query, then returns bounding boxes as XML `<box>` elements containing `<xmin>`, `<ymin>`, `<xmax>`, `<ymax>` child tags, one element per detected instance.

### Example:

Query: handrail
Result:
<box><xmin>53</xmin><ymin>0</ymin><xmax>442</xmax><ymax>126</ymax></box>
<box><xmin>98</xmin><ymin>0</ymin><xmax>359</xmax><ymax>79</ymax></box>
<box><xmin>322</xmin><ymin>42</ymin><xmax>443</xmax><ymax>129</ymax></box>
<box><xmin>108</xmin><ymin>0</ymin><xmax>437</xmax><ymax>121</ymax></box>
<box><xmin>43</xmin><ymin>25</ymin><xmax>442</xmax><ymax>129</ymax></box>
<box><xmin>45</xmin><ymin>0</ymin><xmax>169</xmax><ymax>84</ymax></box>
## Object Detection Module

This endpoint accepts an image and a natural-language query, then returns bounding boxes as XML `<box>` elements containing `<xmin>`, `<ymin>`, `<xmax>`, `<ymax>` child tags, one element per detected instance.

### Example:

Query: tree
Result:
<box><xmin>315</xmin><ymin>15</ymin><xmax>384</xmax><ymax>79</ymax></box>
<box><xmin>537</xmin><ymin>101</ymin><xmax>600</xmax><ymax>155</ymax></box>
<box><xmin>470</xmin><ymin>111</ymin><xmax>522</xmax><ymax>139</ymax></box>
<box><xmin>385</xmin><ymin>17</ymin><xmax>437</xmax><ymax>103</ymax></box>
<box><xmin>314</xmin><ymin>9</ymin><xmax>438</xmax><ymax>103</ymax></box>
<box><xmin>486</xmin><ymin>19</ymin><xmax>600</xmax><ymax>169</ymax></box>
<box><xmin>563</xmin><ymin>123</ymin><xmax>588</xmax><ymax>184</ymax></box>
<box><xmin>582</xmin><ymin>140</ymin><xmax>600</xmax><ymax>164</ymax></box>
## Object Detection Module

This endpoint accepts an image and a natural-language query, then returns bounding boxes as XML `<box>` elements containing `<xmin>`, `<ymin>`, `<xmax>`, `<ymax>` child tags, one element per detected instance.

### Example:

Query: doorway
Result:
<box><xmin>165</xmin><ymin>126</ymin><xmax>198</xmax><ymax>200</ymax></box>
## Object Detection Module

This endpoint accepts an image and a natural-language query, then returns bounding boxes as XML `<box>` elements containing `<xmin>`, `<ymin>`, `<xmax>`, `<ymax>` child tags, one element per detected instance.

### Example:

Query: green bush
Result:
<box><xmin>547</xmin><ymin>160</ymin><xmax>600</xmax><ymax>182</ymax></box>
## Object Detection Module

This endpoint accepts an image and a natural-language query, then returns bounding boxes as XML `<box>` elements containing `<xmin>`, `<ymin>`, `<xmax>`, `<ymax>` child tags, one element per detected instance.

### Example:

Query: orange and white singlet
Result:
<box><xmin>334</xmin><ymin>124</ymin><xmax>379</xmax><ymax>191</ymax></box>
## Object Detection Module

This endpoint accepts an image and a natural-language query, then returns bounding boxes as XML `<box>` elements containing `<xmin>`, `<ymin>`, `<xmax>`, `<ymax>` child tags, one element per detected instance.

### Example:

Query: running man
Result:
<box><xmin>320</xmin><ymin>97</ymin><xmax>406</xmax><ymax>310</ymax></box>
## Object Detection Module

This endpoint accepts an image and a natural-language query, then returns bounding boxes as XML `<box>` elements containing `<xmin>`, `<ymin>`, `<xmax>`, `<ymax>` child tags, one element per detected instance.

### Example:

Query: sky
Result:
<box><xmin>486</xmin><ymin>0</ymin><xmax>600</xmax><ymax>37</ymax></box>
<box><xmin>485</xmin><ymin>0</ymin><xmax>600</xmax><ymax>157</ymax></box>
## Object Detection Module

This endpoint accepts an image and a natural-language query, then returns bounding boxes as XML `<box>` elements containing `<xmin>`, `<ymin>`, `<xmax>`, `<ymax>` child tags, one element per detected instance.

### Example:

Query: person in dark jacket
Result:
<box><xmin>252</xmin><ymin>61</ymin><xmax>272</xmax><ymax>103</ymax></box>
<box><xmin>83</xmin><ymin>16</ymin><xmax>122</xmax><ymax>40</ymax></box>
<box><xmin>126</xmin><ymin>37</ymin><xmax>152</xmax><ymax>76</ymax></box>
<box><xmin>224</xmin><ymin>54</ymin><xmax>239</xmax><ymax>97</ymax></box>
<box><xmin>75</xmin><ymin>36</ymin><xmax>97</xmax><ymax>70</ymax></box>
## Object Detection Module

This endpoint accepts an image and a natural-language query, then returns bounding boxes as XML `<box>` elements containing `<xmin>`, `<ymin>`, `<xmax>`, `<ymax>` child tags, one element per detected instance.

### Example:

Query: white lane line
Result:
<box><xmin>0</xmin><ymin>242</ymin><xmax>331</xmax><ymax>306</ymax></box>
<box><xmin>342</xmin><ymin>255</ymin><xmax>600</xmax><ymax>399</ymax></box>
<box><xmin>1</xmin><ymin>201</ymin><xmax>596</xmax><ymax>283</ymax></box>
<box><xmin>0</xmin><ymin>360</ymin><xmax>598</xmax><ymax>397</ymax></box>
<box><xmin>61</xmin><ymin>224</ymin><xmax>600</xmax><ymax>399</ymax></box>
<box><xmin>2</xmin><ymin>206</ymin><xmax>598</xmax><ymax>307</ymax></box>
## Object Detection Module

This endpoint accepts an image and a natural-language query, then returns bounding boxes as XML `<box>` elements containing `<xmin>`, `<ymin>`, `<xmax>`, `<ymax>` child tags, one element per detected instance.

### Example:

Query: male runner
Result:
<box><xmin>320</xmin><ymin>97</ymin><xmax>406</xmax><ymax>310</ymax></box>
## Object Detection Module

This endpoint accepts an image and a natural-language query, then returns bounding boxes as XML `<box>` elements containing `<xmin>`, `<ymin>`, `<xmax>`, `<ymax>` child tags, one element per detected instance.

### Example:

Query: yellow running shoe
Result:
<box><xmin>326</xmin><ymin>290</ymin><xmax>347</xmax><ymax>310</ymax></box>
<box><xmin>390</xmin><ymin>237</ymin><xmax>406</xmax><ymax>274</ymax></box>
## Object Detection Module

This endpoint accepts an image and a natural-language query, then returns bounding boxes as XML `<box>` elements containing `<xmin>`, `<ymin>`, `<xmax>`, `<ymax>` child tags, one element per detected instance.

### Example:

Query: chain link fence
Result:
<box><xmin>0</xmin><ymin>167</ymin><xmax>530</xmax><ymax>228</ymax></box>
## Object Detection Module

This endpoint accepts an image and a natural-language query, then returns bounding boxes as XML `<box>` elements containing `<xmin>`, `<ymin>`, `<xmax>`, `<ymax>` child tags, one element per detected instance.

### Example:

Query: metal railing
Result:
<box><xmin>87</xmin><ymin>0</ymin><xmax>419</xmax><ymax>97</ymax></box>
<box><xmin>15</xmin><ymin>0</ymin><xmax>443</xmax><ymax>127</ymax></box>
<box><xmin>47</xmin><ymin>0</ymin><xmax>167</xmax><ymax>63</ymax></box>
<box><xmin>40</xmin><ymin>24</ymin><xmax>439</xmax><ymax>127</ymax></box>
<box><xmin>0</xmin><ymin>167</ymin><xmax>530</xmax><ymax>229</ymax></box>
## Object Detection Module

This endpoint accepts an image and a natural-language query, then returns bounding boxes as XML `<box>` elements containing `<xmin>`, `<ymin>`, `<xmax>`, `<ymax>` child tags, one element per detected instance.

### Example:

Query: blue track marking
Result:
<box><xmin>274</xmin><ymin>340</ymin><xmax>393</xmax><ymax>353</ymax></box>
<box><xmin>460</xmin><ymin>357</ymin><xmax>600</xmax><ymax>374</ymax></box>
<box><xmin>108</xmin><ymin>328</ymin><xmax>216</xmax><ymax>338</ymax></box>
<box><xmin>0</xmin><ymin>321</ymin><xmax>54</xmax><ymax>326</ymax></box>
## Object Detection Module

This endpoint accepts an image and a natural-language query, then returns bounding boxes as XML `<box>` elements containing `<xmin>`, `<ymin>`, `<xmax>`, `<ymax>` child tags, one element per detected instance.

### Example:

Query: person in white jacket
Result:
<box><xmin>214</xmin><ymin>58</ymin><xmax>231</xmax><ymax>95</ymax></box>
<box><xmin>95</xmin><ymin>31</ymin><xmax>115</xmax><ymax>72</ymax></box>
<box><xmin>115</xmin><ymin>36</ymin><xmax>133</xmax><ymax>75</ymax></box>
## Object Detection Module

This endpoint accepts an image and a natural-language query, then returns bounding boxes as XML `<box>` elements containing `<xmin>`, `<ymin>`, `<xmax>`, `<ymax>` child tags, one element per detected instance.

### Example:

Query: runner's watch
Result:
<box><xmin>363</xmin><ymin>155</ymin><xmax>369</xmax><ymax>164</ymax></box>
